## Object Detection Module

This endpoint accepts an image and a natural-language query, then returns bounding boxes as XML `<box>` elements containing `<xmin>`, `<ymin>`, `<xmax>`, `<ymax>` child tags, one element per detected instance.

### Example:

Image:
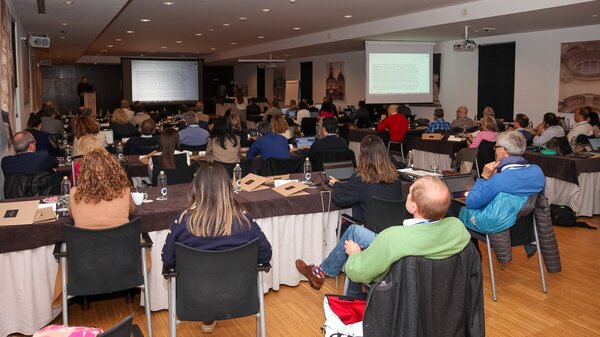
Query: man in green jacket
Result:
<box><xmin>296</xmin><ymin>176</ymin><xmax>471</xmax><ymax>295</ymax></box>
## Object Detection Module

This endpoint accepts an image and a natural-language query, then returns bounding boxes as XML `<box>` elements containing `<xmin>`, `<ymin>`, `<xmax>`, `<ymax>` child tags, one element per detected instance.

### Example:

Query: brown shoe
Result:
<box><xmin>295</xmin><ymin>259</ymin><xmax>324</xmax><ymax>290</ymax></box>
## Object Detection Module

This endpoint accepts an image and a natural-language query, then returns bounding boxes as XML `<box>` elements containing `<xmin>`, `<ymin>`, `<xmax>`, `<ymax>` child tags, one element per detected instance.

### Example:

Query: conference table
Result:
<box><xmin>0</xmin><ymin>173</ymin><xmax>346</xmax><ymax>336</ymax></box>
<box><xmin>523</xmin><ymin>151</ymin><xmax>600</xmax><ymax>217</ymax></box>
<box><xmin>406</xmin><ymin>137</ymin><xmax>468</xmax><ymax>171</ymax></box>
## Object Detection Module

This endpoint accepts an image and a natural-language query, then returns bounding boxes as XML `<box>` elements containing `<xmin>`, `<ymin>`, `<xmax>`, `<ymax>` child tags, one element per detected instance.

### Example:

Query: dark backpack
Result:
<box><xmin>550</xmin><ymin>204</ymin><xmax>596</xmax><ymax>229</ymax></box>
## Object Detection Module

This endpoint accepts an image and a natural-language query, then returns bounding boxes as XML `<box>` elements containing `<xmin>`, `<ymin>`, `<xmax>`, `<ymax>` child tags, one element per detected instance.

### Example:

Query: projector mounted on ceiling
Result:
<box><xmin>453</xmin><ymin>26</ymin><xmax>477</xmax><ymax>51</ymax></box>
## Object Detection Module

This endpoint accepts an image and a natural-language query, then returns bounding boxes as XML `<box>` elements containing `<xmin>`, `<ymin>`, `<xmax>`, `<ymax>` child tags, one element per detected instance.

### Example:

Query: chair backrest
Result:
<box><xmin>3</xmin><ymin>171</ymin><xmax>60</xmax><ymax>199</ymax></box>
<box><xmin>311</xmin><ymin>149</ymin><xmax>356</xmax><ymax>172</ymax></box>
<box><xmin>301</xmin><ymin>117</ymin><xmax>318</xmax><ymax>136</ymax></box>
<box><xmin>98</xmin><ymin>316</ymin><xmax>133</xmax><ymax>337</ymax></box>
<box><xmin>64</xmin><ymin>218</ymin><xmax>143</xmax><ymax>296</ymax></box>
<box><xmin>363</xmin><ymin>242</ymin><xmax>484</xmax><ymax>337</ymax></box>
<box><xmin>476</xmin><ymin>140</ymin><xmax>496</xmax><ymax>174</ymax></box>
<box><xmin>364</xmin><ymin>197</ymin><xmax>408</xmax><ymax>234</ymax></box>
<box><xmin>174</xmin><ymin>239</ymin><xmax>260</xmax><ymax>322</ymax></box>
<box><xmin>214</xmin><ymin>159</ymin><xmax>255</xmax><ymax>177</ymax></box>
<box><xmin>260</xmin><ymin>156</ymin><xmax>304</xmax><ymax>176</ymax></box>
<box><xmin>151</xmin><ymin>154</ymin><xmax>196</xmax><ymax>186</ymax></box>
<box><xmin>575</xmin><ymin>134</ymin><xmax>590</xmax><ymax>144</ymax></box>
<box><xmin>180</xmin><ymin>143</ymin><xmax>207</xmax><ymax>151</ymax></box>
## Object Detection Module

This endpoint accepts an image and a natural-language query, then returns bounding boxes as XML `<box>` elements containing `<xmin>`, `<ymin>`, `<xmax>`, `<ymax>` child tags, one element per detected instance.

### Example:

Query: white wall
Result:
<box><xmin>234</xmin><ymin>24</ymin><xmax>600</xmax><ymax>124</ymax></box>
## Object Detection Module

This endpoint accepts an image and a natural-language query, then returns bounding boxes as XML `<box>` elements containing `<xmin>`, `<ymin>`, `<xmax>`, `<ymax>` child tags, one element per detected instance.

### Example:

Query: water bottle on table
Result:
<box><xmin>57</xmin><ymin>176</ymin><xmax>71</xmax><ymax>216</ymax></box>
<box><xmin>303</xmin><ymin>157</ymin><xmax>312</xmax><ymax>184</ymax></box>
<box><xmin>116</xmin><ymin>142</ymin><xmax>124</xmax><ymax>161</ymax></box>
<box><xmin>233</xmin><ymin>163</ymin><xmax>242</xmax><ymax>193</ymax></box>
<box><xmin>157</xmin><ymin>171</ymin><xmax>168</xmax><ymax>200</ymax></box>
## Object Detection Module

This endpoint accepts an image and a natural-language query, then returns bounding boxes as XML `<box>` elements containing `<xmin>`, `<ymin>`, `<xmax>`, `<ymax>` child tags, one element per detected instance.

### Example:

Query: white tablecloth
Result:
<box><xmin>0</xmin><ymin>210</ymin><xmax>343</xmax><ymax>335</ymax></box>
<box><xmin>544</xmin><ymin>173</ymin><xmax>600</xmax><ymax>217</ymax></box>
<box><xmin>412</xmin><ymin>150</ymin><xmax>453</xmax><ymax>171</ymax></box>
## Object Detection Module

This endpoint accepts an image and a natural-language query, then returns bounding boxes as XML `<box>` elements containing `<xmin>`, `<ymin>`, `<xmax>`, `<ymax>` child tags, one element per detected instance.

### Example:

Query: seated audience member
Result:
<box><xmin>1</xmin><ymin>130</ymin><xmax>59</xmax><ymax>177</ymax></box>
<box><xmin>179</xmin><ymin>111</ymin><xmax>210</xmax><ymax>147</ymax></box>
<box><xmin>110</xmin><ymin>108</ymin><xmax>139</xmax><ymax>140</ymax></box>
<box><xmin>194</xmin><ymin>101</ymin><xmax>210</xmax><ymax>126</ymax></box>
<box><xmin>288</xmin><ymin>99</ymin><xmax>298</xmax><ymax>110</ymax></box>
<box><xmin>296</xmin><ymin>176</ymin><xmax>470</xmax><ymax>294</ymax></box>
<box><xmin>263</xmin><ymin>100</ymin><xmax>283</xmax><ymax>121</ymax></box>
<box><xmin>483</xmin><ymin>106</ymin><xmax>505</xmax><ymax>131</ymax></box>
<box><xmin>348</xmin><ymin>100</ymin><xmax>371</xmax><ymax>128</ymax></box>
<box><xmin>376</xmin><ymin>104</ymin><xmax>409</xmax><ymax>142</ymax></box>
<box><xmin>131</xmin><ymin>108</ymin><xmax>151</xmax><ymax>126</ymax></box>
<box><xmin>294</xmin><ymin>101</ymin><xmax>311</xmax><ymax>127</ymax></box>
<box><xmin>206</xmin><ymin>118</ymin><xmax>241</xmax><ymax>164</ymax></box>
<box><xmin>318</xmin><ymin>102</ymin><xmax>336</xmax><ymax>121</ymax></box>
<box><xmin>69</xmin><ymin>149</ymin><xmax>134</xmax><ymax>229</ymax></box>
<box><xmin>459</xmin><ymin>131</ymin><xmax>544</xmax><ymax>243</ymax></box>
<box><xmin>120</xmin><ymin>100</ymin><xmax>135</xmax><ymax>121</ymax></box>
<box><xmin>425</xmin><ymin>108</ymin><xmax>452</xmax><ymax>134</ymax></box>
<box><xmin>228</xmin><ymin>111</ymin><xmax>249</xmax><ymax>145</ymax></box>
<box><xmin>451</xmin><ymin>105</ymin><xmax>475</xmax><ymax>129</ymax></box>
<box><xmin>307</xmin><ymin>117</ymin><xmax>348</xmax><ymax>157</ymax></box>
<box><xmin>245</xmin><ymin>97</ymin><xmax>261</xmax><ymax>115</ymax></box>
<box><xmin>70</xmin><ymin>134</ymin><xmax>107</xmax><ymax>184</ymax></box>
<box><xmin>513</xmin><ymin>113</ymin><xmax>533</xmax><ymax>144</ymax></box>
<box><xmin>566</xmin><ymin>108</ymin><xmax>593</xmax><ymax>144</ymax></box>
<box><xmin>124</xmin><ymin>119</ymin><xmax>159</xmax><ymax>155</ymax></box>
<box><xmin>40</xmin><ymin>106</ymin><xmax>63</xmax><ymax>138</ymax></box>
<box><xmin>162</xmin><ymin>162</ymin><xmax>272</xmax><ymax>333</ymax></box>
<box><xmin>589</xmin><ymin>111</ymin><xmax>600</xmax><ymax>137</ymax></box>
<box><xmin>72</xmin><ymin>116</ymin><xmax>108</xmax><ymax>155</ymax></box>
<box><xmin>246</xmin><ymin>121</ymin><xmax>290</xmax><ymax>160</ymax></box>
<box><xmin>532</xmin><ymin>112</ymin><xmax>565</xmax><ymax>147</ymax></box>
<box><xmin>26</xmin><ymin>113</ymin><xmax>58</xmax><ymax>156</ymax></box>
<box><xmin>149</xmin><ymin>128</ymin><xmax>191</xmax><ymax>176</ymax></box>
<box><xmin>469</xmin><ymin>116</ymin><xmax>498</xmax><ymax>148</ymax></box>
<box><xmin>272</xmin><ymin>114</ymin><xmax>293</xmax><ymax>139</ymax></box>
<box><xmin>307</xmin><ymin>99</ymin><xmax>319</xmax><ymax>117</ymax></box>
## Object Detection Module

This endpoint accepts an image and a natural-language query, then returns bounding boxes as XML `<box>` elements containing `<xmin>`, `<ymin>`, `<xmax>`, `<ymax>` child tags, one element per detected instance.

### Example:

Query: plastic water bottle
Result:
<box><xmin>233</xmin><ymin>163</ymin><xmax>242</xmax><ymax>193</ymax></box>
<box><xmin>157</xmin><ymin>171</ymin><xmax>168</xmax><ymax>200</ymax></box>
<box><xmin>62</xmin><ymin>131</ymin><xmax>68</xmax><ymax>145</ymax></box>
<box><xmin>58</xmin><ymin>177</ymin><xmax>71</xmax><ymax>216</ymax></box>
<box><xmin>61</xmin><ymin>176</ymin><xmax>71</xmax><ymax>196</ymax></box>
<box><xmin>116</xmin><ymin>142</ymin><xmax>124</xmax><ymax>161</ymax></box>
<box><xmin>303</xmin><ymin>157</ymin><xmax>312</xmax><ymax>184</ymax></box>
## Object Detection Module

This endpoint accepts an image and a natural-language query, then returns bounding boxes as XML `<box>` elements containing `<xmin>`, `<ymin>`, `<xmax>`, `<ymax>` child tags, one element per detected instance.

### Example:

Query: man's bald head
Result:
<box><xmin>408</xmin><ymin>176</ymin><xmax>451</xmax><ymax>220</ymax></box>
<box><xmin>13</xmin><ymin>131</ymin><xmax>35</xmax><ymax>153</ymax></box>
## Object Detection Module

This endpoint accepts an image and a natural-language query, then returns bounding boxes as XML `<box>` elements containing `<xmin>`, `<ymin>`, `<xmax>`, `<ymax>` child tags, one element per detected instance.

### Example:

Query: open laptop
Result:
<box><xmin>296</xmin><ymin>136</ymin><xmax>316</xmax><ymax>149</ymax></box>
<box><xmin>547</xmin><ymin>137</ymin><xmax>593</xmax><ymax>157</ymax></box>
<box><xmin>100</xmin><ymin>130</ymin><xmax>114</xmax><ymax>145</ymax></box>
<box><xmin>589</xmin><ymin>138</ymin><xmax>600</xmax><ymax>153</ymax></box>
<box><xmin>442</xmin><ymin>174</ymin><xmax>476</xmax><ymax>204</ymax></box>
<box><xmin>323</xmin><ymin>161</ymin><xmax>355</xmax><ymax>181</ymax></box>
<box><xmin>286</xmin><ymin>109</ymin><xmax>297</xmax><ymax>119</ymax></box>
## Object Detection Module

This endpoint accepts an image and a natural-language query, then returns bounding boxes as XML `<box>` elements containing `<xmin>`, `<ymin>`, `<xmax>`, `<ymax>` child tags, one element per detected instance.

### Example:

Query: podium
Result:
<box><xmin>83</xmin><ymin>92</ymin><xmax>96</xmax><ymax>115</ymax></box>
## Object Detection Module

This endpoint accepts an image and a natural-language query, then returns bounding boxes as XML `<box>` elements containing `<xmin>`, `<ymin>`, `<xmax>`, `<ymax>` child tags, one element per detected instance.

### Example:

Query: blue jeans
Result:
<box><xmin>321</xmin><ymin>224</ymin><xmax>376</xmax><ymax>296</ymax></box>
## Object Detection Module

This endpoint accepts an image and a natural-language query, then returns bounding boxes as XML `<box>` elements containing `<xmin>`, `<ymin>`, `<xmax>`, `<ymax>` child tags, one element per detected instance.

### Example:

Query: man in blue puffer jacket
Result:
<box><xmin>460</xmin><ymin>131</ymin><xmax>545</xmax><ymax>239</ymax></box>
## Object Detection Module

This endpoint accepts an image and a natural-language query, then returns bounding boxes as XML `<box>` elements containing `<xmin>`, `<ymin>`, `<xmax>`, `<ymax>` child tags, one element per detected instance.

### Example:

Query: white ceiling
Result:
<box><xmin>8</xmin><ymin>0</ymin><xmax>600</xmax><ymax>65</ymax></box>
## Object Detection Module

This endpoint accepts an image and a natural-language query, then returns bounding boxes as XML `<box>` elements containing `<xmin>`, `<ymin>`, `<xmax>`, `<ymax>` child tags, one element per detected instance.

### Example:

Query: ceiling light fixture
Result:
<box><xmin>126</xmin><ymin>30</ymin><xmax>135</xmax><ymax>34</ymax></box>
<box><xmin>210</xmin><ymin>47</ymin><xmax>216</xmax><ymax>50</ymax></box>
<box><xmin>60</xmin><ymin>36</ymin><xmax>66</xmax><ymax>39</ymax></box>
<box><xmin>63</xmin><ymin>1</ymin><xmax>74</xmax><ymax>4</ymax></box>
<box><xmin>292</xmin><ymin>27</ymin><xmax>301</xmax><ymax>30</ymax></box>
<box><xmin>163</xmin><ymin>1</ymin><xmax>174</xmax><ymax>5</ymax></box>
<box><xmin>107</xmin><ymin>45</ymin><xmax>114</xmax><ymax>48</ymax></box>
<box><xmin>161</xmin><ymin>46</ymin><xmax>167</xmax><ymax>49</ymax></box>
<box><xmin>257</xmin><ymin>36</ymin><xmax>264</xmax><ymax>39</ymax></box>
<box><xmin>230</xmin><ymin>42</ymin><xmax>237</xmax><ymax>45</ymax></box>
<box><xmin>593</xmin><ymin>14</ymin><xmax>599</xmax><ymax>17</ymax></box>
<box><xmin>343</xmin><ymin>14</ymin><xmax>352</xmax><ymax>18</ymax></box>
<box><xmin>115</xmin><ymin>38</ymin><xmax>122</xmax><ymax>42</ymax></box>
<box><xmin>261</xmin><ymin>8</ymin><xmax>271</xmax><ymax>12</ymax></box>
<box><xmin>61</xmin><ymin>22</ymin><xmax>68</xmax><ymax>26</ymax></box>
<box><xmin>289</xmin><ymin>0</ymin><xmax>296</xmax><ymax>3</ymax></box>
<box><xmin>238</xmin><ymin>17</ymin><xmax>248</xmax><ymax>21</ymax></box>
<box><xmin>140</xmin><ymin>18</ymin><xmax>151</xmax><ymax>22</ymax></box>
<box><xmin>101</xmin><ymin>49</ymin><xmax>107</xmax><ymax>52</ymax></box>
<box><xmin>209</xmin><ymin>28</ymin><xmax>214</xmax><ymax>32</ymax></box>
<box><xmin>176</xmin><ymin>40</ymin><xmax>182</xmax><ymax>43</ymax></box>
<box><xmin>195</xmin><ymin>33</ymin><xmax>203</xmax><ymax>36</ymax></box>
<box><xmin>223</xmin><ymin>23</ymin><xmax>230</xmax><ymax>27</ymax></box>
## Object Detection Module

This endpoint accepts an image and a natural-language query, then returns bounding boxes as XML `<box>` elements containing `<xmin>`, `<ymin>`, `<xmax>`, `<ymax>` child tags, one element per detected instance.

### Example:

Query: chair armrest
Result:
<box><xmin>141</xmin><ymin>232</ymin><xmax>153</xmax><ymax>248</ymax></box>
<box><xmin>257</xmin><ymin>263</ymin><xmax>272</xmax><ymax>273</ymax></box>
<box><xmin>341</xmin><ymin>213</ymin><xmax>362</xmax><ymax>226</ymax></box>
<box><xmin>53</xmin><ymin>242</ymin><xmax>67</xmax><ymax>260</ymax></box>
<box><xmin>162</xmin><ymin>266</ymin><xmax>179</xmax><ymax>279</ymax></box>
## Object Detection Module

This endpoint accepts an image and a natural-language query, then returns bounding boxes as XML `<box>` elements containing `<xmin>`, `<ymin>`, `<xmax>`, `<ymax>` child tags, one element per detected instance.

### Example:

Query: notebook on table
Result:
<box><xmin>323</xmin><ymin>161</ymin><xmax>355</xmax><ymax>182</ymax></box>
<box><xmin>442</xmin><ymin>174</ymin><xmax>476</xmax><ymax>204</ymax></box>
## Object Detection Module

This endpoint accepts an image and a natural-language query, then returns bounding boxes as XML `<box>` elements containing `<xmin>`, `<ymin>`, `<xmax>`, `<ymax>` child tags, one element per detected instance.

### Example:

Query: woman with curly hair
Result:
<box><xmin>69</xmin><ymin>149</ymin><xmax>134</xmax><ymax>229</ymax></box>
<box><xmin>72</xmin><ymin>116</ymin><xmax>107</xmax><ymax>156</ymax></box>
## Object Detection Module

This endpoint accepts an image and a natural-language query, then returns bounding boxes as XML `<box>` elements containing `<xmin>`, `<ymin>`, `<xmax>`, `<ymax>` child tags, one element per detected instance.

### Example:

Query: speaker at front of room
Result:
<box><xmin>29</xmin><ymin>36</ymin><xmax>51</xmax><ymax>48</ymax></box>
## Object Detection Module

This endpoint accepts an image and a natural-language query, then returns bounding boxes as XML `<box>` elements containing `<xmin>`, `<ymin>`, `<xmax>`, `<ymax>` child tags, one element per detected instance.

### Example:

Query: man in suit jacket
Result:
<box><xmin>307</xmin><ymin>117</ymin><xmax>348</xmax><ymax>159</ymax></box>
<box><xmin>124</xmin><ymin>119</ymin><xmax>160</xmax><ymax>155</ymax></box>
<box><xmin>1</xmin><ymin>131</ymin><xmax>58</xmax><ymax>177</ymax></box>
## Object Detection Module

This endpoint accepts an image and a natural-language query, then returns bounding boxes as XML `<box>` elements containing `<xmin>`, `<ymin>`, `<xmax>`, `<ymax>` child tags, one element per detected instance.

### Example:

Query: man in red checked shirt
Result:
<box><xmin>376</xmin><ymin>104</ymin><xmax>409</xmax><ymax>143</ymax></box>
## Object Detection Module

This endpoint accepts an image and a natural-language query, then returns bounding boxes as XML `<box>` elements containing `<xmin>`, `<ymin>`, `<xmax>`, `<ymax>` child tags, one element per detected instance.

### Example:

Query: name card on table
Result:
<box><xmin>240</xmin><ymin>173</ymin><xmax>269</xmax><ymax>192</ymax></box>
<box><xmin>265</xmin><ymin>174</ymin><xmax>290</xmax><ymax>184</ymax></box>
<box><xmin>422</xmin><ymin>133</ymin><xmax>443</xmax><ymax>140</ymax></box>
<box><xmin>272</xmin><ymin>181</ymin><xmax>309</xmax><ymax>197</ymax></box>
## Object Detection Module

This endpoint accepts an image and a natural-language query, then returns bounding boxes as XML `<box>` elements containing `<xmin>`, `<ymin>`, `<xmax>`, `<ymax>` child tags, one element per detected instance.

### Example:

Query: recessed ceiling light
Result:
<box><xmin>289</xmin><ymin>0</ymin><xmax>296</xmax><ymax>3</ymax></box>
<box><xmin>238</xmin><ymin>17</ymin><xmax>248</xmax><ymax>21</ymax></box>
<box><xmin>261</xmin><ymin>8</ymin><xmax>271</xmax><ymax>12</ymax></box>
<box><xmin>292</xmin><ymin>27</ymin><xmax>301</xmax><ymax>30</ymax></box>
<box><xmin>163</xmin><ymin>1</ymin><xmax>174</xmax><ymax>5</ymax></box>
<box><xmin>101</xmin><ymin>49</ymin><xmax>107</xmax><ymax>52</ymax></box>
<box><xmin>107</xmin><ymin>45</ymin><xmax>114</xmax><ymax>48</ymax></box>
<box><xmin>140</xmin><ymin>18</ymin><xmax>151</xmax><ymax>22</ymax></box>
<box><xmin>140</xmin><ymin>54</ymin><xmax>144</xmax><ymax>56</ymax></box>
<box><xmin>126</xmin><ymin>30</ymin><xmax>135</xmax><ymax>34</ymax></box>
<box><xmin>230</xmin><ymin>42</ymin><xmax>237</xmax><ymax>45</ymax></box>
<box><xmin>223</xmin><ymin>23</ymin><xmax>230</xmax><ymax>27</ymax></box>
<box><xmin>61</xmin><ymin>22</ymin><xmax>68</xmax><ymax>26</ymax></box>
<box><xmin>176</xmin><ymin>40</ymin><xmax>182</xmax><ymax>43</ymax></box>
<box><xmin>209</xmin><ymin>28</ymin><xmax>214</xmax><ymax>32</ymax></box>
<box><xmin>343</xmin><ymin>14</ymin><xmax>352</xmax><ymax>18</ymax></box>
<box><xmin>59</xmin><ymin>36</ymin><xmax>66</xmax><ymax>39</ymax></box>
<box><xmin>593</xmin><ymin>14</ymin><xmax>599</xmax><ymax>17</ymax></box>
<box><xmin>195</xmin><ymin>33</ymin><xmax>203</xmax><ymax>36</ymax></box>
<box><xmin>161</xmin><ymin>46</ymin><xmax>167</xmax><ymax>49</ymax></box>
<box><xmin>257</xmin><ymin>36</ymin><xmax>264</xmax><ymax>39</ymax></box>
<box><xmin>210</xmin><ymin>47</ymin><xmax>216</xmax><ymax>50</ymax></box>
<box><xmin>64</xmin><ymin>1</ymin><xmax>74</xmax><ymax>4</ymax></box>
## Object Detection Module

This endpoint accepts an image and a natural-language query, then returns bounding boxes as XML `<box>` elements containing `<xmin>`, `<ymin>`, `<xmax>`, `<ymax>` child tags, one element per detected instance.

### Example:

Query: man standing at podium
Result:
<box><xmin>77</xmin><ymin>76</ymin><xmax>93</xmax><ymax>106</ymax></box>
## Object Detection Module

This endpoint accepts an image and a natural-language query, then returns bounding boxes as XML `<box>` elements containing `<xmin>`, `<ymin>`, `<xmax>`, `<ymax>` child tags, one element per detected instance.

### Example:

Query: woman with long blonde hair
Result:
<box><xmin>162</xmin><ymin>162</ymin><xmax>272</xmax><ymax>333</ymax></box>
<box><xmin>110</xmin><ymin>108</ymin><xmax>138</xmax><ymax>140</ymax></box>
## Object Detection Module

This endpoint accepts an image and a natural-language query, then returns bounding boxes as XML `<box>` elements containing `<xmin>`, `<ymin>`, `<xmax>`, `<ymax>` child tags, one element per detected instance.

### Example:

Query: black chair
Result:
<box><xmin>3</xmin><ymin>171</ymin><xmax>64</xmax><ymax>199</ymax></box>
<box><xmin>124</xmin><ymin>137</ymin><xmax>160</xmax><ymax>155</ymax></box>
<box><xmin>362</xmin><ymin>243</ymin><xmax>485</xmax><ymax>337</ymax></box>
<box><xmin>163</xmin><ymin>239</ymin><xmax>271</xmax><ymax>337</ymax></box>
<box><xmin>311</xmin><ymin>149</ymin><xmax>356</xmax><ymax>172</ymax></box>
<box><xmin>214</xmin><ymin>158</ymin><xmax>255</xmax><ymax>177</ymax></box>
<box><xmin>180</xmin><ymin>143</ymin><xmax>207</xmax><ymax>151</ymax></box>
<box><xmin>575</xmin><ymin>134</ymin><xmax>590</xmax><ymax>144</ymax></box>
<box><xmin>150</xmin><ymin>154</ymin><xmax>196</xmax><ymax>186</ymax></box>
<box><xmin>300</xmin><ymin>117</ymin><xmax>318</xmax><ymax>136</ymax></box>
<box><xmin>475</xmin><ymin>140</ymin><xmax>496</xmax><ymax>176</ymax></box>
<box><xmin>260</xmin><ymin>156</ymin><xmax>304</xmax><ymax>176</ymax></box>
<box><xmin>53</xmin><ymin>218</ymin><xmax>153</xmax><ymax>337</ymax></box>
<box><xmin>98</xmin><ymin>316</ymin><xmax>133</xmax><ymax>337</ymax></box>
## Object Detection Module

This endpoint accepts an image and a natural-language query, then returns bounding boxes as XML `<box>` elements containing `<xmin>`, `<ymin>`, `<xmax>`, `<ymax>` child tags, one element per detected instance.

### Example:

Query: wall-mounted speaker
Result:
<box><xmin>29</xmin><ymin>36</ymin><xmax>51</xmax><ymax>48</ymax></box>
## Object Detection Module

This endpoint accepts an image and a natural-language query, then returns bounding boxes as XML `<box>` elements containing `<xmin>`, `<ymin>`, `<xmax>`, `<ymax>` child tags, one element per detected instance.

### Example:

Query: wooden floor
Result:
<box><xmin>47</xmin><ymin>216</ymin><xmax>600</xmax><ymax>337</ymax></box>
